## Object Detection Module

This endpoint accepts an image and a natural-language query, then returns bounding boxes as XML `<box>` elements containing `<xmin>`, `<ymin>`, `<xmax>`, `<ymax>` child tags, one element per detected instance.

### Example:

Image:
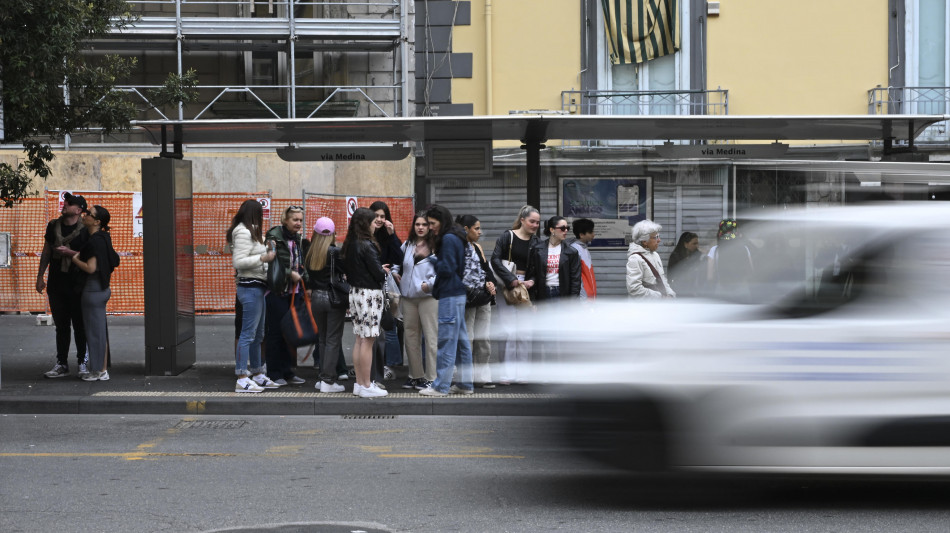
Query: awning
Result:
<box><xmin>602</xmin><ymin>0</ymin><xmax>680</xmax><ymax>64</ymax></box>
<box><xmin>134</xmin><ymin>115</ymin><xmax>950</xmax><ymax>147</ymax></box>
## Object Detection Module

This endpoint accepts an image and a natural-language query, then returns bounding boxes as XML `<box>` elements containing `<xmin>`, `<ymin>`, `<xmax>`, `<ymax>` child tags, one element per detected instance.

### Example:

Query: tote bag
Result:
<box><xmin>281</xmin><ymin>286</ymin><xmax>319</xmax><ymax>347</ymax></box>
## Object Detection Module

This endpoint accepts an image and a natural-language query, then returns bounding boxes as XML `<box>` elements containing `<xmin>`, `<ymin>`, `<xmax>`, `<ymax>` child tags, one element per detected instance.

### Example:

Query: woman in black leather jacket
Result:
<box><xmin>526</xmin><ymin>216</ymin><xmax>582</xmax><ymax>301</ymax></box>
<box><xmin>342</xmin><ymin>207</ymin><xmax>390</xmax><ymax>398</ymax></box>
<box><xmin>489</xmin><ymin>205</ymin><xmax>541</xmax><ymax>384</ymax></box>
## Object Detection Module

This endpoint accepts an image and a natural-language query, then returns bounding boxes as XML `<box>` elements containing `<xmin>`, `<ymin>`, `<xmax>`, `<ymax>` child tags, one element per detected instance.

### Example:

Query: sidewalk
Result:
<box><xmin>0</xmin><ymin>314</ymin><xmax>556</xmax><ymax>416</ymax></box>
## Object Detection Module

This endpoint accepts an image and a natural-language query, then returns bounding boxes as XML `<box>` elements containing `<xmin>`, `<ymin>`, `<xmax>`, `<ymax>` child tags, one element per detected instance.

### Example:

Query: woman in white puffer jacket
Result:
<box><xmin>626</xmin><ymin>219</ymin><xmax>675</xmax><ymax>299</ymax></box>
<box><xmin>227</xmin><ymin>199</ymin><xmax>278</xmax><ymax>392</ymax></box>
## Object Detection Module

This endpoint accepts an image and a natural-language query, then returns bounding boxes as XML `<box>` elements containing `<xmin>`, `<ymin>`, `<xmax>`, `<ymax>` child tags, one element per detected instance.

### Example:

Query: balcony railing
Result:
<box><xmin>561</xmin><ymin>89</ymin><xmax>728</xmax><ymax>117</ymax></box>
<box><xmin>868</xmin><ymin>86</ymin><xmax>949</xmax><ymax>144</ymax></box>
<box><xmin>560</xmin><ymin>89</ymin><xmax>728</xmax><ymax>147</ymax></box>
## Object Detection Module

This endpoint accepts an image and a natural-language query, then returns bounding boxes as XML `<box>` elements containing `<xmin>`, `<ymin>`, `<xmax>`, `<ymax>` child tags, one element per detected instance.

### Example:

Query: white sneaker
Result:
<box><xmin>44</xmin><ymin>364</ymin><xmax>68</xmax><ymax>378</ymax></box>
<box><xmin>358</xmin><ymin>383</ymin><xmax>389</xmax><ymax>398</ymax></box>
<box><xmin>319</xmin><ymin>381</ymin><xmax>346</xmax><ymax>393</ymax></box>
<box><xmin>337</xmin><ymin>373</ymin><xmax>350</xmax><ymax>381</ymax></box>
<box><xmin>383</xmin><ymin>366</ymin><xmax>396</xmax><ymax>380</ymax></box>
<box><xmin>82</xmin><ymin>370</ymin><xmax>109</xmax><ymax>382</ymax></box>
<box><xmin>235</xmin><ymin>377</ymin><xmax>264</xmax><ymax>393</ymax></box>
<box><xmin>419</xmin><ymin>386</ymin><xmax>448</xmax><ymax>397</ymax></box>
<box><xmin>252</xmin><ymin>373</ymin><xmax>280</xmax><ymax>389</ymax></box>
<box><xmin>352</xmin><ymin>383</ymin><xmax>363</xmax><ymax>396</ymax></box>
<box><xmin>78</xmin><ymin>363</ymin><xmax>89</xmax><ymax>378</ymax></box>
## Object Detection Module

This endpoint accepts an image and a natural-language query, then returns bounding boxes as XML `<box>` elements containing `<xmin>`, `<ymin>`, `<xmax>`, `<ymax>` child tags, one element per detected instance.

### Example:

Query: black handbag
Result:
<box><xmin>266</xmin><ymin>242</ymin><xmax>286</xmax><ymax>293</ymax></box>
<box><xmin>281</xmin><ymin>286</ymin><xmax>319</xmax><ymax>347</ymax></box>
<box><xmin>328</xmin><ymin>248</ymin><xmax>350</xmax><ymax>309</ymax></box>
<box><xmin>466</xmin><ymin>286</ymin><xmax>492</xmax><ymax>307</ymax></box>
<box><xmin>380</xmin><ymin>292</ymin><xmax>395</xmax><ymax>330</ymax></box>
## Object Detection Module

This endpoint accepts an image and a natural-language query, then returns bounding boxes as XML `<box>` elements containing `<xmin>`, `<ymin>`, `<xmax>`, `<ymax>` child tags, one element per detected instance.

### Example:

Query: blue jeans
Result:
<box><xmin>235</xmin><ymin>284</ymin><xmax>266</xmax><ymax>376</ymax></box>
<box><xmin>384</xmin><ymin>326</ymin><xmax>402</xmax><ymax>366</ymax></box>
<box><xmin>432</xmin><ymin>294</ymin><xmax>473</xmax><ymax>393</ymax></box>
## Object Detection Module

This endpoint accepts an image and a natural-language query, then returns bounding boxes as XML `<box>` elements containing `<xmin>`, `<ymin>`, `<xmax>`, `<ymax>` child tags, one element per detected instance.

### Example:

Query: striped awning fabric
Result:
<box><xmin>602</xmin><ymin>0</ymin><xmax>680</xmax><ymax>64</ymax></box>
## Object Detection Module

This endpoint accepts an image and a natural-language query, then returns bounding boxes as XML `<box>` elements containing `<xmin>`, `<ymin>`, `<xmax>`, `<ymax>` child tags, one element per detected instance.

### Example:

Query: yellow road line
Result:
<box><xmin>378</xmin><ymin>453</ymin><xmax>524</xmax><ymax>459</ymax></box>
<box><xmin>0</xmin><ymin>452</ymin><xmax>234</xmax><ymax>458</ymax></box>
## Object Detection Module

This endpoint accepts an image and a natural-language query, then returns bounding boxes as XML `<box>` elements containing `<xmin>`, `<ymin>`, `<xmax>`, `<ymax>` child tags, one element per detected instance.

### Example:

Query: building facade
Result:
<box><xmin>2</xmin><ymin>0</ymin><xmax>948</xmax><ymax>295</ymax></box>
<box><xmin>418</xmin><ymin>0</ymin><xmax>950</xmax><ymax>294</ymax></box>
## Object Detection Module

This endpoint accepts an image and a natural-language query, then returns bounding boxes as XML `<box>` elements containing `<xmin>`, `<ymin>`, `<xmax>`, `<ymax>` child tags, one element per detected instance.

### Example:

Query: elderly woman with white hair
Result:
<box><xmin>626</xmin><ymin>220</ymin><xmax>675</xmax><ymax>299</ymax></box>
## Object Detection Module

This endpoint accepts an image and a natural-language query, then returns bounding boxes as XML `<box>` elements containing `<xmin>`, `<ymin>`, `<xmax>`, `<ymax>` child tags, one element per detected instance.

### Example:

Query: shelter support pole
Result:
<box><xmin>523</xmin><ymin>140</ymin><xmax>543</xmax><ymax>210</ymax></box>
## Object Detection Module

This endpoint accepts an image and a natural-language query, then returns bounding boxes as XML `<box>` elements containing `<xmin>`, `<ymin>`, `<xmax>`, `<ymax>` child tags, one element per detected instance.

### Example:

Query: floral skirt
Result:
<box><xmin>349</xmin><ymin>287</ymin><xmax>384</xmax><ymax>338</ymax></box>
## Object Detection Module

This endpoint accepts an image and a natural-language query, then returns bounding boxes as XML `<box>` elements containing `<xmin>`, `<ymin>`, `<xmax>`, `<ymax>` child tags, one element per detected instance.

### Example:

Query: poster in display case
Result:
<box><xmin>559</xmin><ymin>177</ymin><xmax>653</xmax><ymax>249</ymax></box>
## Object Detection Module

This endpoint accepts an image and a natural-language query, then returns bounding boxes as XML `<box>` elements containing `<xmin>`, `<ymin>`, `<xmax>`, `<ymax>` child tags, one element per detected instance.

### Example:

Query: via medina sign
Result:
<box><xmin>277</xmin><ymin>145</ymin><xmax>410</xmax><ymax>162</ymax></box>
<box><xmin>655</xmin><ymin>142</ymin><xmax>789</xmax><ymax>159</ymax></box>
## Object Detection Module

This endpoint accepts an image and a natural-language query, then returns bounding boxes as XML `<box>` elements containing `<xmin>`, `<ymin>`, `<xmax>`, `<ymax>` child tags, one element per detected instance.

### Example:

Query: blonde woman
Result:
<box><xmin>264</xmin><ymin>205</ymin><xmax>308</xmax><ymax>386</ymax></box>
<box><xmin>490</xmin><ymin>205</ymin><xmax>540</xmax><ymax>384</ymax></box>
<box><xmin>304</xmin><ymin>217</ymin><xmax>347</xmax><ymax>393</ymax></box>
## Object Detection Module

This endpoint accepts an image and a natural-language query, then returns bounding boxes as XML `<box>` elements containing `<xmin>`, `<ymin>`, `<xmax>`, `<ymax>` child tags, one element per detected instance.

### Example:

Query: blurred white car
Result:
<box><xmin>522</xmin><ymin>203</ymin><xmax>950</xmax><ymax>476</ymax></box>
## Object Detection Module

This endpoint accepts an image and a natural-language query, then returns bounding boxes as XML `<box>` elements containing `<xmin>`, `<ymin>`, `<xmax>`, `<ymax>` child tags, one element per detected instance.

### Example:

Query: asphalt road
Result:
<box><xmin>2</xmin><ymin>415</ymin><xmax>949</xmax><ymax>533</ymax></box>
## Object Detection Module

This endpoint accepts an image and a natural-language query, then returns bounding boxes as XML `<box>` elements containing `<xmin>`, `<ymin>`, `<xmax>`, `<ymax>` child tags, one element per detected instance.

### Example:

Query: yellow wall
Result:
<box><xmin>707</xmin><ymin>0</ymin><xmax>888</xmax><ymax>116</ymax></box>
<box><xmin>454</xmin><ymin>0</ymin><xmax>582</xmax><ymax>116</ymax></box>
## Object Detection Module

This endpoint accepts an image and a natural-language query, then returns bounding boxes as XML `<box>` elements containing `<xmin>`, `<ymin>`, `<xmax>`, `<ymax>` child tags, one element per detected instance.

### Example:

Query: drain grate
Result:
<box><xmin>341</xmin><ymin>414</ymin><xmax>397</xmax><ymax>420</ymax></box>
<box><xmin>174</xmin><ymin>420</ymin><xmax>247</xmax><ymax>429</ymax></box>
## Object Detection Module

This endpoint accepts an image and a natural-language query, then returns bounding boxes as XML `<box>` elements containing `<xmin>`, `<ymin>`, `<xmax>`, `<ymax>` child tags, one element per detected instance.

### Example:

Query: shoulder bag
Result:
<box><xmin>266</xmin><ymin>243</ymin><xmax>286</xmax><ymax>293</ymax></box>
<box><xmin>490</xmin><ymin>230</ymin><xmax>518</xmax><ymax>286</ymax></box>
<box><xmin>327</xmin><ymin>248</ymin><xmax>350</xmax><ymax>309</ymax></box>
<box><xmin>634</xmin><ymin>252</ymin><xmax>672</xmax><ymax>297</ymax></box>
<box><xmin>281</xmin><ymin>284</ymin><xmax>320</xmax><ymax>347</ymax></box>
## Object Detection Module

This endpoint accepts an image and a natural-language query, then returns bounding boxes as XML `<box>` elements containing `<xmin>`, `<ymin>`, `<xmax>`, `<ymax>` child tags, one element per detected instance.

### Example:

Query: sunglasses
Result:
<box><xmin>555</xmin><ymin>225</ymin><xmax>570</xmax><ymax>231</ymax></box>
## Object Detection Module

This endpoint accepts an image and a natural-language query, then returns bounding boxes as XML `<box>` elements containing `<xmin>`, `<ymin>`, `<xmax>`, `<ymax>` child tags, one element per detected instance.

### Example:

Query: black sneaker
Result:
<box><xmin>402</xmin><ymin>378</ymin><xmax>417</xmax><ymax>389</ymax></box>
<box><xmin>414</xmin><ymin>379</ymin><xmax>433</xmax><ymax>390</ymax></box>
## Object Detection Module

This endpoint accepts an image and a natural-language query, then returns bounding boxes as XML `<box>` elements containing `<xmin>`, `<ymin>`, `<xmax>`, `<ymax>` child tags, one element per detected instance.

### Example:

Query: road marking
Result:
<box><xmin>0</xmin><ymin>452</ymin><xmax>234</xmax><ymax>458</ymax></box>
<box><xmin>378</xmin><ymin>453</ymin><xmax>524</xmax><ymax>459</ymax></box>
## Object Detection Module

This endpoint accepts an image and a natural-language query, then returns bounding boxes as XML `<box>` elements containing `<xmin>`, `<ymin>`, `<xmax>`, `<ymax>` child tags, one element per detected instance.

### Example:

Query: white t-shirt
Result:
<box><xmin>546</xmin><ymin>244</ymin><xmax>561</xmax><ymax>287</ymax></box>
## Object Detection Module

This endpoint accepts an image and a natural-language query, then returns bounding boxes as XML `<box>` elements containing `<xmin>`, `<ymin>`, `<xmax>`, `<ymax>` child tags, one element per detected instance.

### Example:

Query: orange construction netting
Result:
<box><xmin>302</xmin><ymin>193</ymin><xmax>415</xmax><ymax>245</ymax></box>
<box><xmin>0</xmin><ymin>192</ymin><xmax>414</xmax><ymax>315</ymax></box>
<box><xmin>193</xmin><ymin>193</ymin><xmax>270</xmax><ymax>314</ymax></box>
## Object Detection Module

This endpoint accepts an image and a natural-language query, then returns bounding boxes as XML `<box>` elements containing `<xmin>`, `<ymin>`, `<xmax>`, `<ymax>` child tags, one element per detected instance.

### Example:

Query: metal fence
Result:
<box><xmin>561</xmin><ymin>89</ymin><xmax>728</xmax><ymax>117</ymax></box>
<box><xmin>867</xmin><ymin>86</ymin><xmax>950</xmax><ymax>144</ymax></box>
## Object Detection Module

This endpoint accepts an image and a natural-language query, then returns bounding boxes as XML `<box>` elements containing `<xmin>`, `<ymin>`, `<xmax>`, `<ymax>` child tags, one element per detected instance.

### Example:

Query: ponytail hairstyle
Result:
<box><xmin>511</xmin><ymin>205</ymin><xmax>539</xmax><ymax>230</ymax></box>
<box><xmin>93</xmin><ymin>205</ymin><xmax>112</xmax><ymax>232</ymax></box>
<box><xmin>542</xmin><ymin>215</ymin><xmax>566</xmax><ymax>237</ymax></box>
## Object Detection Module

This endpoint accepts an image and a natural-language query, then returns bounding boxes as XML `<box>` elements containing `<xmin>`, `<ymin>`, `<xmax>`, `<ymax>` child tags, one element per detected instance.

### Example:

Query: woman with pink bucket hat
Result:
<box><xmin>303</xmin><ymin>216</ymin><xmax>349</xmax><ymax>393</ymax></box>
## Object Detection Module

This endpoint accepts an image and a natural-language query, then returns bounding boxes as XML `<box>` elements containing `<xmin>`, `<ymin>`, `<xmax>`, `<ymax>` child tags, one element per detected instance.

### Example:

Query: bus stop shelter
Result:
<box><xmin>134</xmin><ymin>114</ymin><xmax>948</xmax><ymax>374</ymax></box>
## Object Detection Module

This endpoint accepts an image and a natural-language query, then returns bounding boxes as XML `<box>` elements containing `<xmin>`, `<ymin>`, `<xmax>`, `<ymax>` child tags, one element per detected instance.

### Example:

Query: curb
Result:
<box><xmin>0</xmin><ymin>394</ymin><xmax>563</xmax><ymax>417</ymax></box>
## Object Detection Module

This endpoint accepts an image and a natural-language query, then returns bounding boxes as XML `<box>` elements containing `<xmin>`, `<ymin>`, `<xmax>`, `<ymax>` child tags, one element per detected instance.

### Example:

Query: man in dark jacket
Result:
<box><xmin>37</xmin><ymin>193</ymin><xmax>90</xmax><ymax>378</ymax></box>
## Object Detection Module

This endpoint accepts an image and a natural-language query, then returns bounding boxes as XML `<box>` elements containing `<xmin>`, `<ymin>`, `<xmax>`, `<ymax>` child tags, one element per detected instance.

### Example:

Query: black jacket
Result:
<box><xmin>525</xmin><ymin>238</ymin><xmax>582</xmax><ymax>301</ymax></box>
<box><xmin>265</xmin><ymin>225</ymin><xmax>308</xmax><ymax>295</ymax></box>
<box><xmin>343</xmin><ymin>239</ymin><xmax>386</xmax><ymax>290</ymax></box>
<box><xmin>490</xmin><ymin>229</ymin><xmax>539</xmax><ymax>290</ymax></box>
